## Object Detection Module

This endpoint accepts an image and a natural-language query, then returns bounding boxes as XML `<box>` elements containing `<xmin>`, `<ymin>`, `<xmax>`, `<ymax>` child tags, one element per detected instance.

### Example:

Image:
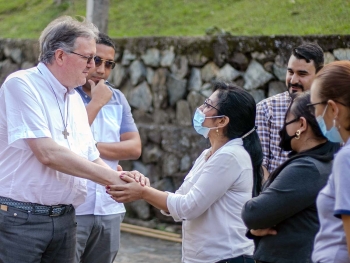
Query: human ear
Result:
<box><xmin>328</xmin><ymin>100</ymin><xmax>340</xmax><ymax>119</ymax></box>
<box><xmin>218</xmin><ymin>116</ymin><xmax>229</xmax><ymax>129</ymax></box>
<box><xmin>54</xmin><ymin>49</ymin><xmax>65</xmax><ymax>66</ymax></box>
<box><xmin>299</xmin><ymin>117</ymin><xmax>308</xmax><ymax>133</ymax></box>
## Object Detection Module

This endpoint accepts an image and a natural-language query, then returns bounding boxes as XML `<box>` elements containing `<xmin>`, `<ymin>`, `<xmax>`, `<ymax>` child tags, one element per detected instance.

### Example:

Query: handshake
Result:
<box><xmin>106</xmin><ymin>166</ymin><xmax>151</xmax><ymax>203</ymax></box>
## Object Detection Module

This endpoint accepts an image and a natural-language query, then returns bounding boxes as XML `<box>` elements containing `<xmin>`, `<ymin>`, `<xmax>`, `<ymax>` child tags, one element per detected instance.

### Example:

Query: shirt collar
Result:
<box><xmin>37</xmin><ymin>62</ymin><xmax>74</xmax><ymax>96</ymax></box>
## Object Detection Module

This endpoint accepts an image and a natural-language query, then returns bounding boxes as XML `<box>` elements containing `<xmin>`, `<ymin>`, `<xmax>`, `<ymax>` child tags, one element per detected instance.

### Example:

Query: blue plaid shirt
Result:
<box><xmin>256</xmin><ymin>91</ymin><xmax>292</xmax><ymax>174</ymax></box>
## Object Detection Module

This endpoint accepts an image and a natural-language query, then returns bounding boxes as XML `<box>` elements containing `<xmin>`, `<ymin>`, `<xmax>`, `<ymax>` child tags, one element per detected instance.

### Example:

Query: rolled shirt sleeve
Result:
<box><xmin>4</xmin><ymin>76</ymin><xmax>52</xmax><ymax>148</ymax></box>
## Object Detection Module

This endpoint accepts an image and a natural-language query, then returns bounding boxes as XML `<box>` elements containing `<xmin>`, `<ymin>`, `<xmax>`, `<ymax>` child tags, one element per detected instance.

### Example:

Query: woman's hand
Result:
<box><xmin>250</xmin><ymin>228</ymin><xmax>277</xmax><ymax>237</ymax></box>
<box><xmin>116</xmin><ymin>165</ymin><xmax>150</xmax><ymax>186</ymax></box>
<box><xmin>106</xmin><ymin>175</ymin><xmax>146</xmax><ymax>203</ymax></box>
<box><xmin>129</xmin><ymin>170</ymin><xmax>150</xmax><ymax>186</ymax></box>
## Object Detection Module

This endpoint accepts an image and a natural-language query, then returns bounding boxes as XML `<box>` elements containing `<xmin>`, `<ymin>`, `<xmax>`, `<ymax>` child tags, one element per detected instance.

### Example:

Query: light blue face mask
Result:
<box><xmin>192</xmin><ymin>108</ymin><xmax>224</xmax><ymax>138</ymax></box>
<box><xmin>316</xmin><ymin>104</ymin><xmax>343</xmax><ymax>143</ymax></box>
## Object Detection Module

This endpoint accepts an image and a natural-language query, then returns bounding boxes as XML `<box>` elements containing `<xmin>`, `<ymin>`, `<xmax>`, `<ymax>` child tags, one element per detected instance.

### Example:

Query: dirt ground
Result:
<box><xmin>114</xmin><ymin>231</ymin><xmax>182</xmax><ymax>263</ymax></box>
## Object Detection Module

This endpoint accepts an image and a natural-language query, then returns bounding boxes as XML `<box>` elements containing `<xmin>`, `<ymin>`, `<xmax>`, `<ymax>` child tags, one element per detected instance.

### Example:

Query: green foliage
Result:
<box><xmin>0</xmin><ymin>0</ymin><xmax>349</xmax><ymax>39</ymax></box>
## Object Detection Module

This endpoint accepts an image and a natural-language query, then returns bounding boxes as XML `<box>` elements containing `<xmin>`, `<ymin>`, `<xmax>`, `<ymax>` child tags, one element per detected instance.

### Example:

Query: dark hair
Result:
<box><xmin>292</xmin><ymin>42</ymin><xmax>324</xmax><ymax>73</ymax></box>
<box><xmin>213</xmin><ymin>82</ymin><xmax>263</xmax><ymax>197</ymax></box>
<box><xmin>97</xmin><ymin>32</ymin><xmax>116</xmax><ymax>52</ymax></box>
<box><xmin>287</xmin><ymin>92</ymin><xmax>325</xmax><ymax>140</ymax></box>
<box><xmin>314</xmin><ymin>61</ymin><xmax>350</xmax><ymax>130</ymax></box>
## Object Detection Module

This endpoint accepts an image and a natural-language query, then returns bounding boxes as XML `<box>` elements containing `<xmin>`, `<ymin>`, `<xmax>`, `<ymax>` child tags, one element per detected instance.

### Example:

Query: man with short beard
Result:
<box><xmin>256</xmin><ymin>43</ymin><xmax>324</xmax><ymax>179</ymax></box>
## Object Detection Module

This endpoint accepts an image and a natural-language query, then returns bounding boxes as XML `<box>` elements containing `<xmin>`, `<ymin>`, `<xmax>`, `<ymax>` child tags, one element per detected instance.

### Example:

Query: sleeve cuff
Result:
<box><xmin>160</xmin><ymin>210</ymin><xmax>172</xmax><ymax>216</ymax></box>
<box><xmin>166</xmin><ymin>192</ymin><xmax>182</xmax><ymax>222</ymax></box>
<box><xmin>245</xmin><ymin>229</ymin><xmax>256</xmax><ymax>240</ymax></box>
<box><xmin>334</xmin><ymin>209</ymin><xmax>350</xmax><ymax>219</ymax></box>
<box><xmin>9</xmin><ymin>129</ymin><xmax>51</xmax><ymax>150</ymax></box>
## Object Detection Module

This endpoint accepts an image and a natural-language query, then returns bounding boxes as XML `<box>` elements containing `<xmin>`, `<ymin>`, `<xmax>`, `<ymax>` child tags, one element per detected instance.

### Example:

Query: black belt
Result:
<box><xmin>0</xmin><ymin>196</ymin><xmax>72</xmax><ymax>217</ymax></box>
<box><xmin>216</xmin><ymin>255</ymin><xmax>254</xmax><ymax>263</ymax></box>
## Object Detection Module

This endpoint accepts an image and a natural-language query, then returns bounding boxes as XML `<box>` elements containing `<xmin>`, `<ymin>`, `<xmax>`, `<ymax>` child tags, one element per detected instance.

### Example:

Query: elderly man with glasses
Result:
<box><xmin>74</xmin><ymin>33</ymin><xmax>142</xmax><ymax>263</ymax></box>
<box><xmin>0</xmin><ymin>16</ymin><xmax>146</xmax><ymax>263</ymax></box>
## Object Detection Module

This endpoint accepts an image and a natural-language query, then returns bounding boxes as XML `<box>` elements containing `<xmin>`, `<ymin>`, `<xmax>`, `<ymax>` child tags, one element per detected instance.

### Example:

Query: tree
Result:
<box><xmin>86</xmin><ymin>0</ymin><xmax>110</xmax><ymax>33</ymax></box>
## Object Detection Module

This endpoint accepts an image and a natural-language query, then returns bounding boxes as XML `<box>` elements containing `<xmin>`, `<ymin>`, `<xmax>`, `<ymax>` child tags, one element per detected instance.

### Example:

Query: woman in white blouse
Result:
<box><xmin>107</xmin><ymin>82</ymin><xmax>263</xmax><ymax>263</ymax></box>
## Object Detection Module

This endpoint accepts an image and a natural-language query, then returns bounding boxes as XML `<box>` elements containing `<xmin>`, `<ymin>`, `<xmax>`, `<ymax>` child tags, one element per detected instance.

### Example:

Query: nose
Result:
<box><xmin>96</xmin><ymin>62</ymin><xmax>106</xmax><ymax>74</ymax></box>
<box><xmin>290</xmin><ymin>73</ymin><xmax>299</xmax><ymax>84</ymax></box>
<box><xmin>87</xmin><ymin>57</ymin><xmax>95</xmax><ymax>69</ymax></box>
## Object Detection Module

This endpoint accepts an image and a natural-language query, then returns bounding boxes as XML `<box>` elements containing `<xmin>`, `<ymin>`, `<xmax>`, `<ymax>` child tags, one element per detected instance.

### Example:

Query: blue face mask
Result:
<box><xmin>316</xmin><ymin>104</ymin><xmax>343</xmax><ymax>143</ymax></box>
<box><xmin>193</xmin><ymin>108</ymin><xmax>224</xmax><ymax>138</ymax></box>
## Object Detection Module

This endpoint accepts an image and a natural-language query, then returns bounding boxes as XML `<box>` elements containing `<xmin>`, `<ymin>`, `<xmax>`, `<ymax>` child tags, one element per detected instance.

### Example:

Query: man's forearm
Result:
<box><xmin>97</xmin><ymin>140</ymin><xmax>141</xmax><ymax>161</ymax></box>
<box><xmin>27</xmin><ymin>137</ymin><xmax>125</xmax><ymax>186</ymax></box>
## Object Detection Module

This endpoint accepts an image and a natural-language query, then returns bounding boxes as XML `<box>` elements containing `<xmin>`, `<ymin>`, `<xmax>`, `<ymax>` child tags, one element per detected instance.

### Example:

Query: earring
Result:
<box><xmin>295</xmin><ymin>130</ymin><xmax>301</xmax><ymax>140</ymax></box>
<box><xmin>216</xmin><ymin>129</ymin><xmax>219</xmax><ymax>137</ymax></box>
<box><xmin>334</xmin><ymin>118</ymin><xmax>341</xmax><ymax>129</ymax></box>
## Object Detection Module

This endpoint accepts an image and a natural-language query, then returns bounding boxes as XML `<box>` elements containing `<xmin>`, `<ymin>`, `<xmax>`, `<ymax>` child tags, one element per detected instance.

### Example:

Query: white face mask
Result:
<box><xmin>192</xmin><ymin>108</ymin><xmax>224</xmax><ymax>138</ymax></box>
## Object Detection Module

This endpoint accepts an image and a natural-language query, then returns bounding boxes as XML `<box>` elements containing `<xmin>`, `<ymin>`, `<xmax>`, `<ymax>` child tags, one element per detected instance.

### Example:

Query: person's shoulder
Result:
<box><xmin>3</xmin><ymin>67</ymin><xmax>41</xmax><ymax>91</ymax></box>
<box><xmin>257</xmin><ymin>91</ymin><xmax>289</xmax><ymax>105</ymax></box>
<box><xmin>74</xmin><ymin>86</ymin><xmax>85</xmax><ymax>97</ymax></box>
<box><xmin>219</xmin><ymin>139</ymin><xmax>250</xmax><ymax>161</ymax></box>
<box><xmin>334</xmin><ymin>143</ymin><xmax>350</xmax><ymax>165</ymax></box>
<box><xmin>256</xmin><ymin>92</ymin><xmax>290</xmax><ymax>116</ymax></box>
<box><xmin>5</xmin><ymin>67</ymin><xmax>37</xmax><ymax>82</ymax></box>
<box><xmin>111</xmin><ymin>88</ymin><xmax>124</xmax><ymax>98</ymax></box>
<box><xmin>283</xmin><ymin>156</ymin><xmax>325</xmax><ymax>178</ymax></box>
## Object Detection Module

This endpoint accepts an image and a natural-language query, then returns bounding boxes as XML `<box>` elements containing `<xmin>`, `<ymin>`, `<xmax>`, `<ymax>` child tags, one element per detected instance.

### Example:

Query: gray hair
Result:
<box><xmin>38</xmin><ymin>16</ymin><xmax>99</xmax><ymax>64</ymax></box>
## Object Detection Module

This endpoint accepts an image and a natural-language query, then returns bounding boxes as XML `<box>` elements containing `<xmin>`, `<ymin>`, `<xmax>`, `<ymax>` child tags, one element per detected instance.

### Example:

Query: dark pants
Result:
<box><xmin>216</xmin><ymin>255</ymin><xmax>255</xmax><ymax>263</ymax></box>
<box><xmin>75</xmin><ymin>213</ymin><xmax>125</xmax><ymax>263</ymax></box>
<box><xmin>0</xmin><ymin>205</ymin><xmax>76</xmax><ymax>263</ymax></box>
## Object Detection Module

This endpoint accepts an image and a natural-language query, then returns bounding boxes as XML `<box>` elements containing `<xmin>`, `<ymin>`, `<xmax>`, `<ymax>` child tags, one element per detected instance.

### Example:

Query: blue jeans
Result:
<box><xmin>216</xmin><ymin>255</ymin><xmax>255</xmax><ymax>263</ymax></box>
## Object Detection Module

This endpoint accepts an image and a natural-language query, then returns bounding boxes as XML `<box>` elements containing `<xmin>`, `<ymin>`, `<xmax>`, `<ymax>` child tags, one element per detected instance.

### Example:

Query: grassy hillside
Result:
<box><xmin>0</xmin><ymin>0</ymin><xmax>349</xmax><ymax>39</ymax></box>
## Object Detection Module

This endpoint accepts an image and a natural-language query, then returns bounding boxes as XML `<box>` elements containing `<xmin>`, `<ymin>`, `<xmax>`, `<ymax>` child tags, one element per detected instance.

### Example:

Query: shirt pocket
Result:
<box><xmin>92</xmin><ymin>105</ymin><xmax>122</xmax><ymax>143</ymax></box>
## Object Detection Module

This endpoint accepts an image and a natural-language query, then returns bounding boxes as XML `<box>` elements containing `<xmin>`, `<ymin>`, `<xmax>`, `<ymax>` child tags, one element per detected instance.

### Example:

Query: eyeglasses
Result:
<box><xmin>203</xmin><ymin>98</ymin><xmax>220</xmax><ymax>112</ymax></box>
<box><xmin>94</xmin><ymin>56</ymin><xmax>116</xmax><ymax>69</ymax></box>
<box><xmin>307</xmin><ymin>100</ymin><xmax>348</xmax><ymax>115</ymax></box>
<box><xmin>69</xmin><ymin>51</ymin><xmax>95</xmax><ymax>64</ymax></box>
<box><xmin>306</xmin><ymin>101</ymin><xmax>328</xmax><ymax>115</ymax></box>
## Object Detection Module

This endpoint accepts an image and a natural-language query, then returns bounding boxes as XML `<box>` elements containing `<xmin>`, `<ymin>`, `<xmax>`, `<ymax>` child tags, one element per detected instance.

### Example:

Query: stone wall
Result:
<box><xmin>1</xmin><ymin>35</ymin><xmax>350</xmax><ymax>223</ymax></box>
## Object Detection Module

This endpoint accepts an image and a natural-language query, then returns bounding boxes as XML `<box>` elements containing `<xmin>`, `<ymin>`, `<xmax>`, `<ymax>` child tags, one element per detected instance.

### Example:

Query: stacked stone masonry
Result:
<box><xmin>1</xmin><ymin>35</ymin><xmax>350</xmax><ymax>222</ymax></box>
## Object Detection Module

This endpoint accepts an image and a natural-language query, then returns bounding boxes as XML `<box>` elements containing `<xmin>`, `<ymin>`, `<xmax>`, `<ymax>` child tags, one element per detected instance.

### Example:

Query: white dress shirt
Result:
<box><xmin>75</xmin><ymin>86</ymin><xmax>138</xmax><ymax>215</ymax></box>
<box><xmin>165</xmin><ymin>138</ymin><xmax>254</xmax><ymax>263</ymax></box>
<box><xmin>0</xmin><ymin>63</ymin><xmax>99</xmax><ymax>207</ymax></box>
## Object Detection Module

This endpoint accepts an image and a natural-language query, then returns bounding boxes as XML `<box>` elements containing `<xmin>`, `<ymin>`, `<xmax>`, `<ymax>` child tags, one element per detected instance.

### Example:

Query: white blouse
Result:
<box><xmin>166</xmin><ymin>138</ymin><xmax>254</xmax><ymax>263</ymax></box>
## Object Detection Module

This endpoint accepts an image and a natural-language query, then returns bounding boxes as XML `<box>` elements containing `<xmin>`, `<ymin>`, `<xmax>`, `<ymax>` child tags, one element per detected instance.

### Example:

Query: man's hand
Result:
<box><xmin>89</xmin><ymin>79</ymin><xmax>112</xmax><ymax>108</ymax></box>
<box><xmin>250</xmin><ymin>228</ymin><xmax>277</xmax><ymax>237</ymax></box>
<box><xmin>106</xmin><ymin>175</ymin><xmax>146</xmax><ymax>203</ymax></box>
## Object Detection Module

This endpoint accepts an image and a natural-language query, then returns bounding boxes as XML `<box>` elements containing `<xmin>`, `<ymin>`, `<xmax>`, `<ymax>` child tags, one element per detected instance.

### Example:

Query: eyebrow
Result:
<box><xmin>287</xmin><ymin>68</ymin><xmax>309</xmax><ymax>74</ymax></box>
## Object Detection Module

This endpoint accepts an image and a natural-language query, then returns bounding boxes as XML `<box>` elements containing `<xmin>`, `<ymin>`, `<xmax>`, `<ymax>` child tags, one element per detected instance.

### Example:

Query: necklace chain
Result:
<box><xmin>38</xmin><ymin>67</ymin><xmax>69</xmax><ymax>139</ymax></box>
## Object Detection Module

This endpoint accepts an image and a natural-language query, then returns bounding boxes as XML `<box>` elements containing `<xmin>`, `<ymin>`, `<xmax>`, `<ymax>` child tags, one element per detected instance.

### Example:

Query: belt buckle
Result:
<box><xmin>49</xmin><ymin>205</ymin><xmax>63</xmax><ymax>217</ymax></box>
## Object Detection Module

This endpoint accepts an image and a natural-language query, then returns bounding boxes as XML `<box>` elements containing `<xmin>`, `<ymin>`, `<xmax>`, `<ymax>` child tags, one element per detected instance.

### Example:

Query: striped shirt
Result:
<box><xmin>256</xmin><ymin>91</ymin><xmax>292</xmax><ymax>174</ymax></box>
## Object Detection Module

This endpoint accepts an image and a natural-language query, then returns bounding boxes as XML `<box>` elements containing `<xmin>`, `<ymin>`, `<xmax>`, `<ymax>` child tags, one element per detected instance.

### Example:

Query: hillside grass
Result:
<box><xmin>0</xmin><ymin>0</ymin><xmax>349</xmax><ymax>39</ymax></box>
